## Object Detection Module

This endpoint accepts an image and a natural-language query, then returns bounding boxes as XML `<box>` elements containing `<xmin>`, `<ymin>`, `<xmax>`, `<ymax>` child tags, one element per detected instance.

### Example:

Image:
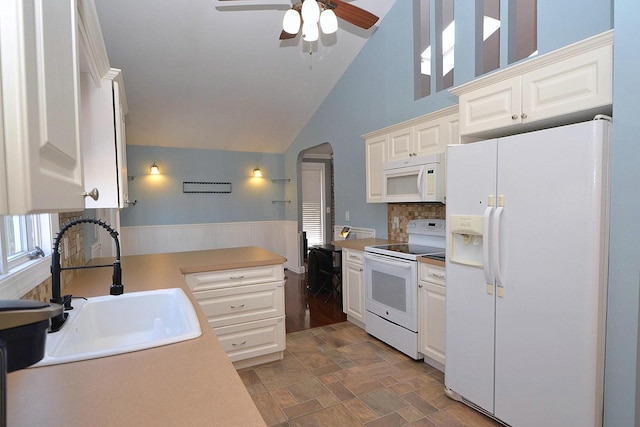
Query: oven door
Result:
<box><xmin>364</xmin><ymin>252</ymin><xmax>418</xmax><ymax>332</ymax></box>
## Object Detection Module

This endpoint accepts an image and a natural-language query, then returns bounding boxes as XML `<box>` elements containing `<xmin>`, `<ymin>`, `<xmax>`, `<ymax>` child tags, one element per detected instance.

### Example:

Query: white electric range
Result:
<box><xmin>363</xmin><ymin>219</ymin><xmax>446</xmax><ymax>359</ymax></box>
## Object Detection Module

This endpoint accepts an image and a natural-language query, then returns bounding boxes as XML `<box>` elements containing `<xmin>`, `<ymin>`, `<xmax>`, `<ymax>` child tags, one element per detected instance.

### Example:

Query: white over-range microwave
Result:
<box><xmin>382</xmin><ymin>153</ymin><xmax>445</xmax><ymax>203</ymax></box>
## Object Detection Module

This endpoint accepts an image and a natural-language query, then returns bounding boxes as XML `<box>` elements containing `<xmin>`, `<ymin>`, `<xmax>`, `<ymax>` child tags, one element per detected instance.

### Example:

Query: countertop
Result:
<box><xmin>331</xmin><ymin>238</ymin><xmax>398</xmax><ymax>252</ymax></box>
<box><xmin>418</xmin><ymin>256</ymin><xmax>446</xmax><ymax>267</ymax></box>
<box><xmin>8</xmin><ymin>246</ymin><xmax>285</xmax><ymax>426</ymax></box>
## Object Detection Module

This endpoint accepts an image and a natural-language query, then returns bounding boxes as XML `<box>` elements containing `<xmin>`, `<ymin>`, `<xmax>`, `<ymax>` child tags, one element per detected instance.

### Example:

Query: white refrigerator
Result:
<box><xmin>444</xmin><ymin>119</ymin><xmax>610</xmax><ymax>427</ymax></box>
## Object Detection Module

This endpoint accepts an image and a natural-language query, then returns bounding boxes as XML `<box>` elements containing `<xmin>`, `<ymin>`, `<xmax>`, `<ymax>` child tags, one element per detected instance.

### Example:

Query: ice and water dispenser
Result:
<box><xmin>449</xmin><ymin>215</ymin><xmax>484</xmax><ymax>267</ymax></box>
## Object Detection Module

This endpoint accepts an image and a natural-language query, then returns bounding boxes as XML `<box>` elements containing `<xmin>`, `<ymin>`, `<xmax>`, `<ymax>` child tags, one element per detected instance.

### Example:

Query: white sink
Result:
<box><xmin>32</xmin><ymin>288</ymin><xmax>202</xmax><ymax>367</ymax></box>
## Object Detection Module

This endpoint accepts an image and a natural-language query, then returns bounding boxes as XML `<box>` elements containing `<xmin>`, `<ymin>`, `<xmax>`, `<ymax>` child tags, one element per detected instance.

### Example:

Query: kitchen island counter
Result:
<box><xmin>7</xmin><ymin>246</ymin><xmax>283</xmax><ymax>426</ymax></box>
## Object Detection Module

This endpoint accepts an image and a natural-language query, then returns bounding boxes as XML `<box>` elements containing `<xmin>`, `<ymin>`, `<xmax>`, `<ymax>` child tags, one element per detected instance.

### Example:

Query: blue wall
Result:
<box><xmin>605</xmin><ymin>1</ymin><xmax>640</xmax><ymax>426</ymax></box>
<box><xmin>284</xmin><ymin>0</ymin><xmax>613</xmax><ymax>237</ymax></box>
<box><xmin>120</xmin><ymin>145</ymin><xmax>285</xmax><ymax>226</ymax></box>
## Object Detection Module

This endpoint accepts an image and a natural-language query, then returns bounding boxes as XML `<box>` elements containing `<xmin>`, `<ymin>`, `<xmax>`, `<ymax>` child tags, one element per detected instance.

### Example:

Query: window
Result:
<box><xmin>2</xmin><ymin>215</ymin><xmax>49</xmax><ymax>270</ymax></box>
<box><xmin>415</xmin><ymin>0</ymin><xmax>455</xmax><ymax>97</ymax></box>
<box><xmin>0</xmin><ymin>213</ymin><xmax>55</xmax><ymax>299</ymax></box>
<box><xmin>301</xmin><ymin>162</ymin><xmax>326</xmax><ymax>248</ymax></box>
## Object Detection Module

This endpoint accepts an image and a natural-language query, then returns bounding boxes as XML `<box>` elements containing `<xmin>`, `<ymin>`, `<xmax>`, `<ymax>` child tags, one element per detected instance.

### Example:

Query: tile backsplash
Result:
<box><xmin>21</xmin><ymin>211</ymin><xmax>86</xmax><ymax>301</ymax></box>
<box><xmin>387</xmin><ymin>203</ymin><xmax>446</xmax><ymax>242</ymax></box>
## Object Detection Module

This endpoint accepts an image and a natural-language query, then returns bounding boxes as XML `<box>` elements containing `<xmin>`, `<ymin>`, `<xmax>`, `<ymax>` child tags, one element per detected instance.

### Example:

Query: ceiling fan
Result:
<box><xmin>219</xmin><ymin>0</ymin><xmax>379</xmax><ymax>41</ymax></box>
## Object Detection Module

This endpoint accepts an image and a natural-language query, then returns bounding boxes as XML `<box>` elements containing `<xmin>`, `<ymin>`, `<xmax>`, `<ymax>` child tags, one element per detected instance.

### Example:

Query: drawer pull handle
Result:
<box><xmin>232</xmin><ymin>341</ymin><xmax>247</xmax><ymax>347</ymax></box>
<box><xmin>229</xmin><ymin>275</ymin><xmax>245</xmax><ymax>280</ymax></box>
<box><xmin>432</xmin><ymin>273</ymin><xmax>445</xmax><ymax>279</ymax></box>
<box><xmin>230</xmin><ymin>304</ymin><xmax>245</xmax><ymax>309</ymax></box>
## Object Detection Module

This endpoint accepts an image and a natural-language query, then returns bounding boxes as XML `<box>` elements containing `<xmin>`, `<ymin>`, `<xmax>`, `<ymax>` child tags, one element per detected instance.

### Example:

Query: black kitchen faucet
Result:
<box><xmin>49</xmin><ymin>218</ymin><xmax>123</xmax><ymax>332</ymax></box>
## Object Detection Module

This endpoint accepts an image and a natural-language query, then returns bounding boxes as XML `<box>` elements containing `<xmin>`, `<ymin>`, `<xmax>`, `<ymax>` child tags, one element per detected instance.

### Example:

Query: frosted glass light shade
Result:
<box><xmin>301</xmin><ymin>0</ymin><xmax>320</xmax><ymax>24</ymax></box>
<box><xmin>282</xmin><ymin>9</ymin><xmax>301</xmax><ymax>34</ymax></box>
<box><xmin>302</xmin><ymin>21</ymin><xmax>319</xmax><ymax>41</ymax></box>
<box><xmin>320</xmin><ymin>9</ymin><xmax>338</xmax><ymax>34</ymax></box>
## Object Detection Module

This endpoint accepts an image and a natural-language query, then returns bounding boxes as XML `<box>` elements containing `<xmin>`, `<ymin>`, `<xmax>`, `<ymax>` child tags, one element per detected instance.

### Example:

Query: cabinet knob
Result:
<box><xmin>418</xmin><ymin>283</ymin><xmax>423</xmax><ymax>288</ymax></box>
<box><xmin>521</xmin><ymin>113</ymin><xmax>528</xmax><ymax>119</ymax></box>
<box><xmin>511</xmin><ymin>114</ymin><xmax>518</xmax><ymax>120</ymax></box>
<box><xmin>83</xmin><ymin>188</ymin><xmax>99</xmax><ymax>201</ymax></box>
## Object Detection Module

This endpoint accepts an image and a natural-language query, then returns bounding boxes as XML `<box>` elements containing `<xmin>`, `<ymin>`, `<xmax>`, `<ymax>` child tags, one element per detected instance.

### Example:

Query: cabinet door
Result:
<box><xmin>387</xmin><ymin>128</ymin><xmax>414</xmax><ymax>162</ymax></box>
<box><xmin>419</xmin><ymin>282</ymin><xmax>446</xmax><ymax>365</ymax></box>
<box><xmin>1</xmin><ymin>0</ymin><xmax>85</xmax><ymax>213</ymax></box>
<box><xmin>458</xmin><ymin>77</ymin><xmax>522</xmax><ymax>137</ymax></box>
<box><xmin>81</xmin><ymin>73</ymin><xmax>118</xmax><ymax>209</ymax></box>
<box><xmin>113</xmin><ymin>80</ymin><xmax>129</xmax><ymax>208</ymax></box>
<box><xmin>521</xmin><ymin>44</ymin><xmax>612</xmax><ymax>124</ymax></box>
<box><xmin>413</xmin><ymin>120</ymin><xmax>442</xmax><ymax>157</ymax></box>
<box><xmin>344</xmin><ymin>260</ymin><xmax>365</xmax><ymax>324</ymax></box>
<box><xmin>365</xmin><ymin>135</ymin><xmax>387</xmax><ymax>203</ymax></box>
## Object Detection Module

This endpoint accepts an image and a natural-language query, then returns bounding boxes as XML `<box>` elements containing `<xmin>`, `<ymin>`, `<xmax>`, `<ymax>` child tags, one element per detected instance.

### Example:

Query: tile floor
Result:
<box><xmin>238</xmin><ymin>322</ymin><xmax>502</xmax><ymax>427</ymax></box>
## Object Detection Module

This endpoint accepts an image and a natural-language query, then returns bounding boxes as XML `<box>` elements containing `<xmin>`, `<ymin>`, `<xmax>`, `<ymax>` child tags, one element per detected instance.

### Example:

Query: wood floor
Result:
<box><xmin>284</xmin><ymin>269</ymin><xmax>347</xmax><ymax>333</ymax></box>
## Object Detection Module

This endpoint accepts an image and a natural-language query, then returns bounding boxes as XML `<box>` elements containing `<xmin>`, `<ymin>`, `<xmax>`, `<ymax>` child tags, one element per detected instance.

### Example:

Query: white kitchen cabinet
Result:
<box><xmin>365</xmin><ymin>135</ymin><xmax>387</xmax><ymax>203</ymax></box>
<box><xmin>81</xmin><ymin>69</ymin><xmax>130</xmax><ymax>209</ymax></box>
<box><xmin>342</xmin><ymin>248</ymin><xmax>366</xmax><ymax>328</ymax></box>
<box><xmin>418</xmin><ymin>261</ymin><xmax>446</xmax><ymax>371</ymax></box>
<box><xmin>0</xmin><ymin>0</ymin><xmax>86</xmax><ymax>214</ymax></box>
<box><xmin>453</xmin><ymin>30</ymin><xmax>613</xmax><ymax>141</ymax></box>
<box><xmin>387</xmin><ymin>108</ymin><xmax>459</xmax><ymax>163</ymax></box>
<box><xmin>184</xmin><ymin>263</ymin><xmax>286</xmax><ymax>369</ymax></box>
<box><xmin>363</xmin><ymin>106</ymin><xmax>458</xmax><ymax>204</ymax></box>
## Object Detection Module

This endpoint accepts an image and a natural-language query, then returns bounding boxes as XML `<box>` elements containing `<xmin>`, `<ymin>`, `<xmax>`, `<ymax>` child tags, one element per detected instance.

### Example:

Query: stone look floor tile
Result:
<box><xmin>359</xmin><ymin>388</ymin><xmax>409</xmax><ymax>417</ymax></box>
<box><xmin>289</xmin><ymin>403</ymin><xmax>363</xmax><ymax>427</ymax></box>
<box><xmin>241</xmin><ymin>322</ymin><xmax>500</xmax><ymax>427</ymax></box>
<box><xmin>365</xmin><ymin>412</ymin><xmax>410</xmax><ymax>427</ymax></box>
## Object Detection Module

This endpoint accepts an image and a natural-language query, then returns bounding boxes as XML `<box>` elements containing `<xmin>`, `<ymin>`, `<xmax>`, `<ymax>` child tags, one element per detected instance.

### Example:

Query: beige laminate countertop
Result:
<box><xmin>8</xmin><ymin>246</ymin><xmax>285</xmax><ymax>427</ymax></box>
<box><xmin>330</xmin><ymin>238</ymin><xmax>398</xmax><ymax>252</ymax></box>
<box><xmin>418</xmin><ymin>256</ymin><xmax>446</xmax><ymax>267</ymax></box>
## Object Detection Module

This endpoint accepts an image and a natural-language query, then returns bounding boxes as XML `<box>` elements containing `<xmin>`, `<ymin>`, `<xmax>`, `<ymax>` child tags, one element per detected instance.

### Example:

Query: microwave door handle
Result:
<box><xmin>417</xmin><ymin>167</ymin><xmax>425</xmax><ymax>196</ymax></box>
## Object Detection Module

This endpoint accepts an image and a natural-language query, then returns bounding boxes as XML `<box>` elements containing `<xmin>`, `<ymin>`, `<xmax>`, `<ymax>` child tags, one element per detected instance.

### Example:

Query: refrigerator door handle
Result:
<box><xmin>493</xmin><ymin>205</ymin><xmax>505</xmax><ymax>297</ymax></box>
<box><xmin>482</xmin><ymin>206</ymin><xmax>494</xmax><ymax>291</ymax></box>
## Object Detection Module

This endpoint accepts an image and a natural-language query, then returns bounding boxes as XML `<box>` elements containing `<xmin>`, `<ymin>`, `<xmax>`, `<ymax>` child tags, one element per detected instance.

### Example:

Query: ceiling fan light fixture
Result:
<box><xmin>319</xmin><ymin>9</ymin><xmax>338</xmax><ymax>34</ymax></box>
<box><xmin>283</xmin><ymin>9</ymin><xmax>301</xmax><ymax>34</ymax></box>
<box><xmin>301</xmin><ymin>0</ymin><xmax>320</xmax><ymax>24</ymax></box>
<box><xmin>302</xmin><ymin>21</ymin><xmax>319</xmax><ymax>42</ymax></box>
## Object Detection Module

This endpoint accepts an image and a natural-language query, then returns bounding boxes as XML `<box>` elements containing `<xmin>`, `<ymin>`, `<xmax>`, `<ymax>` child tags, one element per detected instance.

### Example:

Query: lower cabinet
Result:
<box><xmin>184</xmin><ymin>264</ymin><xmax>285</xmax><ymax>369</ymax></box>
<box><xmin>418</xmin><ymin>262</ymin><xmax>446</xmax><ymax>371</ymax></box>
<box><xmin>342</xmin><ymin>249</ymin><xmax>366</xmax><ymax>328</ymax></box>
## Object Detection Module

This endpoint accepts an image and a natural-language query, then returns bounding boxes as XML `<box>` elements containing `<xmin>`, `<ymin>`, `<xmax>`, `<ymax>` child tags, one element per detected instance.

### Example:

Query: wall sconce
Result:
<box><xmin>150</xmin><ymin>162</ymin><xmax>160</xmax><ymax>175</ymax></box>
<box><xmin>252</xmin><ymin>168</ymin><xmax>263</xmax><ymax>178</ymax></box>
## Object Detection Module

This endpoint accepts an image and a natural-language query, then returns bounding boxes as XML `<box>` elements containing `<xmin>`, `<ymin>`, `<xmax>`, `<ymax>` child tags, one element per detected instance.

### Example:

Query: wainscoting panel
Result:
<box><xmin>120</xmin><ymin>221</ymin><xmax>301</xmax><ymax>273</ymax></box>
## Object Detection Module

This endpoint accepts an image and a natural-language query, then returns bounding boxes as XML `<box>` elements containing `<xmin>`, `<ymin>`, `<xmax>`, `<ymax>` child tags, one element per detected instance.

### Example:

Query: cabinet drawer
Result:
<box><xmin>184</xmin><ymin>264</ymin><xmax>284</xmax><ymax>292</ymax></box>
<box><xmin>214</xmin><ymin>316</ymin><xmax>285</xmax><ymax>363</ymax></box>
<box><xmin>344</xmin><ymin>249</ymin><xmax>364</xmax><ymax>265</ymax></box>
<box><xmin>193</xmin><ymin>281</ymin><xmax>284</xmax><ymax>328</ymax></box>
<box><xmin>419</xmin><ymin>263</ymin><xmax>445</xmax><ymax>286</ymax></box>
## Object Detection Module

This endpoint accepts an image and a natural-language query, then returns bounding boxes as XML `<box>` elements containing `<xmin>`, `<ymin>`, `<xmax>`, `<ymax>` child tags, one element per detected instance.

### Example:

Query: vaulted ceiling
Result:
<box><xmin>93</xmin><ymin>0</ymin><xmax>397</xmax><ymax>153</ymax></box>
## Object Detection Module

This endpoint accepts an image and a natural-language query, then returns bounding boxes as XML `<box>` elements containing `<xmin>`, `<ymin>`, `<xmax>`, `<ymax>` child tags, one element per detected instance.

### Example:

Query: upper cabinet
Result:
<box><xmin>452</xmin><ymin>30</ymin><xmax>613</xmax><ymax>142</ymax></box>
<box><xmin>365</xmin><ymin>135</ymin><xmax>387</xmax><ymax>203</ymax></box>
<box><xmin>386</xmin><ymin>107</ymin><xmax>459</xmax><ymax>163</ymax></box>
<box><xmin>0</xmin><ymin>0</ymin><xmax>85</xmax><ymax>214</ymax></box>
<box><xmin>81</xmin><ymin>69</ymin><xmax>130</xmax><ymax>209</ymax></box>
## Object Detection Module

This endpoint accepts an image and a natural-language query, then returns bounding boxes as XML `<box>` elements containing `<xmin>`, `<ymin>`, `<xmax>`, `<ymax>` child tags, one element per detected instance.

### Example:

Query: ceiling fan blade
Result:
<box><xmin>331</xmin><ymin>0</ymin><xmax>379</xmax><ymax>30</ymax></box>
<box><xmin>279</xmin><ymin>29</ymin><xmax>298</xmax><ymax>40</ymax></box>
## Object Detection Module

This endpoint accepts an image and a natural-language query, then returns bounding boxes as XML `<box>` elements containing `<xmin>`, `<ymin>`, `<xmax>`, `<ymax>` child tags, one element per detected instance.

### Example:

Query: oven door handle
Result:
<box><xmin>364</xmin><ymin>253</ymin><xmax>413</xmax><ymax>269</ymax></box>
